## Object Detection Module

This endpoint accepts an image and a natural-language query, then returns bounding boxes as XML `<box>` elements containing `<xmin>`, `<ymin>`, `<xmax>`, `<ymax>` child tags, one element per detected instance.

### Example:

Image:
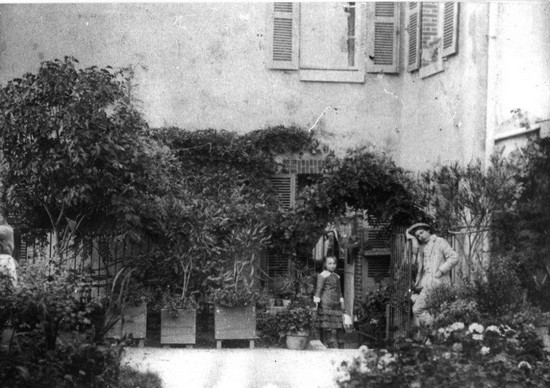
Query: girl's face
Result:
<box><xmin>325</xmin><ymin>258</ymin><xmax>337</xmax><ymax>272</ymax></box>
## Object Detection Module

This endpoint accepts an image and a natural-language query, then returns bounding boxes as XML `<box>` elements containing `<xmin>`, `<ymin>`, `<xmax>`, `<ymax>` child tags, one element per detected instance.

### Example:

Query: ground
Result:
<box><xmin>122</xmin><ymin>347</ymin><xmax>358</xmax><ymax>388</ymax></box>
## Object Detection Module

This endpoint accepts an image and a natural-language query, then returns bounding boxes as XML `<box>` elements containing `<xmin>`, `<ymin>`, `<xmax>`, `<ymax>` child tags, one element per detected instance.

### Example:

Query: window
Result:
<box><xmin>267</xmin><ymin>2</ymin><xmax>400</xmax><ymax>83</ymax></box>
<box><xmin>407</xmin><ymin>2</ymin><xmax>459</xmax><ymax>77</ymax></box>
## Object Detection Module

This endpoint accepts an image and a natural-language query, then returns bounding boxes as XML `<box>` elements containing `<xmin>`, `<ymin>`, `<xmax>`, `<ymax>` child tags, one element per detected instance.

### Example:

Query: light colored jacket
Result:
<box><xmin>414</xmin><ymin>234</ymin><xmax>459</xmax><ymax>290</ymax></box>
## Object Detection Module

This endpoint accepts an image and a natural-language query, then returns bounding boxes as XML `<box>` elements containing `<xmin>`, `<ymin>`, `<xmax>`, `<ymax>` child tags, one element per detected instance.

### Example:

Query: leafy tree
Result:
<box><xmin>0</xmin><ymin>57</ymin><xmax>164</xmax><ymax>260</ymax></box>
<box><xmin>496</xmin><ymin>137</ymin><xmax>550</xmax><ymax>309</ymax></box>
<box><xmin>418</xmin><ymin>153</ymin><xmax>521</xmax><ymax>280</ymax></box>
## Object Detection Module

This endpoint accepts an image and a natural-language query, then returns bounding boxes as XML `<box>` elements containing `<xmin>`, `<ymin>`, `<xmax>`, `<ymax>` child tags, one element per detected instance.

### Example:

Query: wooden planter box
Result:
<box><xmin>105</xmin><ymin>303</ymin><xmax>147</xmax><ymax>345</ymax></box>
<box><xmin>160</xmin><ymin>308</ymin><xmax>196</xmax><ymax>348</ymax></box>
<box><xmin>214</xmin><ymin>305</ymin><xmax>257</xmax><ymax>348</ymax></box>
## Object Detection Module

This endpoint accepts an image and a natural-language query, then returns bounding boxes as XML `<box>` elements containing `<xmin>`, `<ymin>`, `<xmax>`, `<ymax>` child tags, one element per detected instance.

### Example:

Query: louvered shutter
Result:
<box><xmin>269</xmin><ymin>174</ymin><xmax>296</xmax><ymax>210</ymax></box>
<box><xmin>366</xmin><ymin>2</ymin><xmax>400</xmax><ymax>74</ymax></box>
<box><xmin>407</xmin><ymin>2</ymin><xmax>421</xmax><ymax>72</ymax></box>
<box><xmin>267</xmin><ymin>2</ymin><xmax>300</xmax><ymax>70</ymax></box>
<box><xmin>442</xmin><ymin>2</ymin><xmax>458</xmax><ymax>57</ymax></box>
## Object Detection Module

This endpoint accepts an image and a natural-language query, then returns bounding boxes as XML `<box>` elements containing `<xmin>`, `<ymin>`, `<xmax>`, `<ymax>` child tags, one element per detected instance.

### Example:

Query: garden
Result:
<box><xmin>0</xmin><ymin>58</ymin><xmax>549</xmax><ymax>387</ymax></box>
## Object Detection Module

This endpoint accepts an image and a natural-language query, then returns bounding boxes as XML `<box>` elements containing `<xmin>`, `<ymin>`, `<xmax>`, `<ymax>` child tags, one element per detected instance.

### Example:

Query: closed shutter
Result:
<box><xmin>442</xmin><ymin>2</ymin><xmax>459</xmax><ymax>57</ymax></box>
<box><xmin>365</xmin><ymin>227</ymin><xmax>391</xmax><ymax>251</ymax></box>
<box><xmin>367</xmin><ymin>256</ymin><xmax>390</xmax><ymax>277</ymax></box>
<box><xmin>266</xmin><ymin>2</ymin><xmax>300</xmax><ymax>70</ymax></box>
<box><xmin>366</xmin><ymin>2</ymin><xmax>400</xmax><ymax>74</ymax></box>
<box><xmin>266</xmin><ymin>248</ymin><xmax>289</xmax><ymax>279</ymax></box>
<box><xmin>269</xmin><ymin>174</ymin><xmax>296</xmax><ymax>210</ymax></box>
<box><xmin>407</xmin><ymin>2</ymin><xmax>421</xmax><ymax>72</ymax></box>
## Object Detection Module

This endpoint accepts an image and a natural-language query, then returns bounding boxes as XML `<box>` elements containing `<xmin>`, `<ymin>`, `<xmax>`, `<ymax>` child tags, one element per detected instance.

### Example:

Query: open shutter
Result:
<box><xmin>366</xmin><ymin>2</ymin><xmax>400</xmax><ymax>74</ymax></box>
<box><xmin>269</xmin><ymin>174</ymin><xmax>296</xmax><ymax>210</ymax></box>
<box><xmin>407</xmin><ymin>2</ymin><xmax>421</xmax><ymax>72</ymax></box>
<box><xmin>266</xmin><ymin>2</ymin><xmax>300</xmax><ymax>70</ymax></box>
<box><xmin>442</xmin><ymin>2</ymin><xmax>459</xmax><ymax>57</ymax></box>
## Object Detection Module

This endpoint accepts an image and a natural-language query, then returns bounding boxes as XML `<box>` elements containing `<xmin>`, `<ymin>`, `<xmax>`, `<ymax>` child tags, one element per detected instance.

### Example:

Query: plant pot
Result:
<box><xmin>105</xmin><ymin>303</ymin><xmax>147</xmax><ymax>342</ymax></box>
<box><xmin>215</xmin><ymin>305</ymin><xmax>257</xmax><ymax>348</ymax></box>
<box><xmin>161</xmin><ymin>308</ymin><xmax>196</xmax><ymax>346</ymax></box>
<box><xmin>286</xmin><ymin>331</ymin><xmax>309</xmax><ymax>350</ymax></box>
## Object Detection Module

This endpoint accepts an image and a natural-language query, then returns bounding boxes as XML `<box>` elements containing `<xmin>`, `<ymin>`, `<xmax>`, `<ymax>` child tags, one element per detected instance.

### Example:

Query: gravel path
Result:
<box><xmin>122</xmin><ymin>347</ymin><xmax>358</xmax><ymax>388</ymax></box>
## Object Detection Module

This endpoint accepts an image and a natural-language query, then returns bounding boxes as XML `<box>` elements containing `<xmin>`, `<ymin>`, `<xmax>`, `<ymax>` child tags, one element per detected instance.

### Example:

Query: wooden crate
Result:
<box><xmin>214</xmin><ymin>305</ymin><xmax>257</xmax><ymax>348</ymax></box>
<box><xmin>160</xmin><ymin>308</ymin><xmax>196</xmax><ymax>347</ymax></box>
<box><xmin>105</xmin><ymin>303</ymin><xmax>147</xmax><ymax>345</ymax></box>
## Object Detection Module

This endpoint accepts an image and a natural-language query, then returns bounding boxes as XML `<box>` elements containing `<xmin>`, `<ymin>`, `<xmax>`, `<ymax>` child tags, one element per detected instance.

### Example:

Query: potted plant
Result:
<box><xmin>160</xmin><ymin>292</ymin><xmax>198</xmax><ymax>348</ymax></box>
<box><xmin>104</xmin><ymin>267</ymin><xmax>150</xmax><ymax>346</ymax></box>
<box><xmin>209</xmin><ymin>226</ymin><xmax>268</xmax><ymax>349</ymax></box>
<box><xmin>276</xmin><ymin>306</ymin><xmax>314</xmax><ymax>350</ymax></box>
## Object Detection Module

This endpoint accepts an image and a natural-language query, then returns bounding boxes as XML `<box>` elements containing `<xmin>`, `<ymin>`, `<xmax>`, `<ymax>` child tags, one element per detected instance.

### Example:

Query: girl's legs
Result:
<box><xmin>324</xmin><ymin>329</ymin><xmax>338</xmax><ymax>348</ymax></box>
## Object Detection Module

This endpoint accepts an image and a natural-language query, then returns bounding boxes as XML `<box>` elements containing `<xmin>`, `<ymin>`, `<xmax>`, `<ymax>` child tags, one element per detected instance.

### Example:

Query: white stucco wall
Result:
<box><xmin>0</xmin><ymin>3</ymin><xmax>403</xmax><ymax>158</ymax></box>
<box><xmin>396</xmin><ymin>3</ymin><xmax>490</xmax><ymax>170</ymax></box>
<box><xmin>494</xmin><ymin>2</ymin><xmax>550</xmax><ymax>125</ymax></box>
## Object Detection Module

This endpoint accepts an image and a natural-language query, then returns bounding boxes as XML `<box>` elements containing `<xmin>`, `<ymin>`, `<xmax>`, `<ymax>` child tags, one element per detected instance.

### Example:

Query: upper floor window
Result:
<box><xmin>407</xmin><ymin>2</ymin><xmax>459</xmax><ymax>78</ymax></box>
<box><xmin>267</xmin><ymin>2</ymin><xmax>400</xmax><ymax>83</ymax></box>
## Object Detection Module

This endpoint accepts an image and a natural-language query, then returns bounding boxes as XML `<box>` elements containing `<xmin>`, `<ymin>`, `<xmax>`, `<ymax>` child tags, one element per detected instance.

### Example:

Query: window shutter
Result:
<box><xmin>407</xmin><ymin>2</ymin><xmax>421</xmax><ymax>72</ymax></box>
<box><xmin>266</xmin><ymin>2</ymin><xmax>300</xmax><ymax>70</ymax></box>
<box><xmin>366</xmin><ymin>2</ymin><xmax>400</xmax><ymax>74</ymax></box>
<box><xmin>442</xmin><ymin>2</ymin><xmax>459</xmax><ymax>57</ymax></box>
<box><xmin>269</xmin><ymin>174</ymin><xmax>296</xmax><ymax>210</ymax></box>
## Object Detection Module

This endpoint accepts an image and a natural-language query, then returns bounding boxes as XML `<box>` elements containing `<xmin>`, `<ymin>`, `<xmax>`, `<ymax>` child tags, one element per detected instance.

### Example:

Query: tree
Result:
<box><xmin>418</xmin><ymin>153</ymin><xmax>521</xmax><ymax>280</ymax></box>
<box><xmin>0</xmin><ymin>57</ymin><xmax>163</xmax><ymax>261</ymax></box>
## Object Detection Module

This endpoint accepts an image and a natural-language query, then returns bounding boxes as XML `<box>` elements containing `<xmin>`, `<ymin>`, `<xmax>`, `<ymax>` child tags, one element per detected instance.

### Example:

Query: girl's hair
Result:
<box><xmin>323</xmin><ymin>255</ymin><xmax>337</xmax><ymax>268</ymax></box>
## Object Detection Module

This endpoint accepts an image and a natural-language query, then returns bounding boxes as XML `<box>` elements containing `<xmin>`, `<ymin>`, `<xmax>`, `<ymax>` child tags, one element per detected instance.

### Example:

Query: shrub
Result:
<box><xmin>275</xmin><ymin>307</ymin><xmax>313</xmax><ymax>335</ymax></box>
<box><xmin>472</xmin><ymin>255</ymin><xmax>524</xmax><ymax>318</ymax></box>
<box><xmin>256</xmin><ymin>311</ymin><xmax>282</xmax><ymax>346</ymax></box>
<box><xmin>354</xmin><ymin>287</ymin><xmax>391</xmax><ymax>343</ymax></box>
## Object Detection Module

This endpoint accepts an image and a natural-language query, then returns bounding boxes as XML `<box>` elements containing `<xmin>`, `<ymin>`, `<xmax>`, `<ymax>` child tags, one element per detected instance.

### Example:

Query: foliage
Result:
<box><xmin>209</xmin><ymin>285</ymin><xmax>261</xmax><ymax>308</ymax></box>
<box><xmin>1</xmin><ymin>259</ymin><xmax>103</xmax><ymax>350</ymax></box>
<box><xmin>334</xmin><ymin>322</ymin><xmax>550</xmax><ymax>388</ymax></box>
<box><xmin>495</xmin><ymin>137</ymin><xmax>550</xmax><ymax>310</ymax></box>
<box><xmin>274</xmin><ymin>307</ymin><xmax>314</xmax><ymax>335</ymax></box>
<box><xmin>418</xmin><ymin>153</ymin><xmax>521</xmax><ymax>279</ymax></box>
<box><xmin>316</xmin><ymin>147</ymin><xmax>424</xmax><ymax>224</ymax></box>
<box><xmin>207</xmin><ymin>226</ymin><xmax>270</xmax><ymax>307</ymax></box>
<box><xmin>159</xmin><ymin>293</ymin><xmax>198</xmax><ymax>319</ymax></box>
<box><xmin>0</xmin><ymin>57</ymin><xmax>167</xmax><ymax>260</ymax></box>
<box><xmin>354</xmin><ymin>287</ymin><xmax>392</xmax><ymax>344</ymax></box>
<box><xmin>0</xmin><ymin>341</ymin><xmax>162</xmax><ymax>388</ymax></box>
<box><xmin>425</xmin><ymin>256</ymin><xmax>528</xmax><ymax>328</ymax></box>
<box><xmin>256</xmin><ymin>311</ymin><xmax>283</xmax><ymax>346</ymax></box>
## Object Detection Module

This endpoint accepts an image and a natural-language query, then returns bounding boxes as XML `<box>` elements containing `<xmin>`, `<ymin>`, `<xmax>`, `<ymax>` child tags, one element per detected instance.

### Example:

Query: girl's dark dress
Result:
<box><xmin>314</xmin><ymin>271</ymin><xmax>344</xmax><ymax>330</ymax></box>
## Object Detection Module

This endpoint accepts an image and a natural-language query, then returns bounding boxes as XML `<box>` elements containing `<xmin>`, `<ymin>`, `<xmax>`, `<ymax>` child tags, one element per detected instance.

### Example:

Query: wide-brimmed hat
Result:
<box><xmin>406</xmin><ymin>222</ymin><xmax>431</xmax><ymax>236</ymax></box>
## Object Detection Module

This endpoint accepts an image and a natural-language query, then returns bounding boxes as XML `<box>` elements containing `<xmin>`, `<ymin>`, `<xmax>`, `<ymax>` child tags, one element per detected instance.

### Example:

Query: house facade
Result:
<box><xmin>1</xmin><ymin>2</ymin><xmax>549</xmax><ymax>308</ymax></box>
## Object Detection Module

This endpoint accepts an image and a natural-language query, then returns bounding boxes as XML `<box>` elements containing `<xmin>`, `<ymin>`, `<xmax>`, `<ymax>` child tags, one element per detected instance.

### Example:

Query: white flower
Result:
<box><xmin>442</xmin><ymin>352</ymin><xmax>451</xmax><ymax>359</ymax></box>
<box><xmin>438</xmin><ymin>328</ymin><xmax>446</xmax><ymax>334</ymax></box>
<box><xmin>518</xmin><ymin>361</ymin><xmax>532</xmax><ymax>370</ymax></box>
<box><xmin>468</xmin><ymin>323</ymin><xmax>484</xmax><ymax>334</ymax></box>
<box><xmin>451</xmin><ymin>342</ymin><xmax>463</xmax><ymax>352</ymax></box>
<box><xmin>472</xmin><ymin>334</ymin><xmax>484</xmax><ymax>341</ymax></box>
<box><xmin>480</xmin><ymin>346</ymin><xmax>490</xmax><ymax>355</ymax></box>
<box><xmin>449</xmin><ymin>322</ymin><xmax>465</xmax><ymax>332</ymax></box>
<box><xmin>485</xmin><ymin>325</ymin><xmax>499</xmax><ymax>333</ymax></box>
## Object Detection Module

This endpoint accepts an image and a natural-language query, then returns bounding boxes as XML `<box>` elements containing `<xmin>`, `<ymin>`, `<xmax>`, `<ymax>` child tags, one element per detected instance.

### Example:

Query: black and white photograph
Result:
<box><xmin>0</xmin><ymin>1</ymin><xmax>549</xmax><ymax>387</ymax></box>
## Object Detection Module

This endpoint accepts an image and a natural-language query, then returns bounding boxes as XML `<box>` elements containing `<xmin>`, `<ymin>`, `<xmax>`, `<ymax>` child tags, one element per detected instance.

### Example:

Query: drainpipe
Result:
<box><xmin>484</xmin><ymin>2</ymin><xmax>499</xmax><ymax>170</ymax></box>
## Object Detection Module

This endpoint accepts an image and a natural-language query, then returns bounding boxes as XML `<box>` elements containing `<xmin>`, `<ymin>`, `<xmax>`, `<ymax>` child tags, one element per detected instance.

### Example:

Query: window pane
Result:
<box><xmin>300</xmin><ymin>2</ymin><xmax>356</xmax><ymax>69</ymax></box>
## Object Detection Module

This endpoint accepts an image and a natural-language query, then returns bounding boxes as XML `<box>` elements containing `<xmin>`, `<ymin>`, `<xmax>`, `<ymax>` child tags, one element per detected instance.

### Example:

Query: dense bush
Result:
<box><xmin>334</xmin><ymin>323</ymin><xmax>549</xmax><ymax>388</ymax></box>
<box><xmin>354</xmin><ymin>287</ymin><xmax>392</xmax><ymax>345</ymax></box>
<box><xmin>425</xmin><ymin>255</ymin><xmax>530</xmax><ymax>328</ymax></box>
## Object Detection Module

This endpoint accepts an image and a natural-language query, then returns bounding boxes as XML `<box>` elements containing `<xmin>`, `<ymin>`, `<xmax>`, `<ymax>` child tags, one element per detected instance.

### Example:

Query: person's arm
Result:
<box><xmin>313</xmin><ymin>273</ymin><xmax>326</xmax><ymax>303</ymax></box>
<box><xmin>0</xmin><ymin>225</ymin><xmax>14</xmax><ymax>255</ymax></box>
<box><xmin>436</xmin><ymin>238</ymin><xmax>459</xmax><ymax>276</ymax></box>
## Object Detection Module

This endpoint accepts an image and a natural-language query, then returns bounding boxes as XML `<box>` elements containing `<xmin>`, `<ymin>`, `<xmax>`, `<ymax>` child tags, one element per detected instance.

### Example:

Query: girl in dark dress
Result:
<box><xmin>313</xmin><ymin>256</ymin><xmax>345</xmax><ymax>348</ymax></box>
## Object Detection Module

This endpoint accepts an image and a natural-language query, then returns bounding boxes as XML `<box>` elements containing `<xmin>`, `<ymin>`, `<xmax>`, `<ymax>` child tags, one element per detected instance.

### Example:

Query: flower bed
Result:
<box><xmin>334</xmin><ymin>322</ymin><xmax>550</xmax><ymax>387</ymax></box>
